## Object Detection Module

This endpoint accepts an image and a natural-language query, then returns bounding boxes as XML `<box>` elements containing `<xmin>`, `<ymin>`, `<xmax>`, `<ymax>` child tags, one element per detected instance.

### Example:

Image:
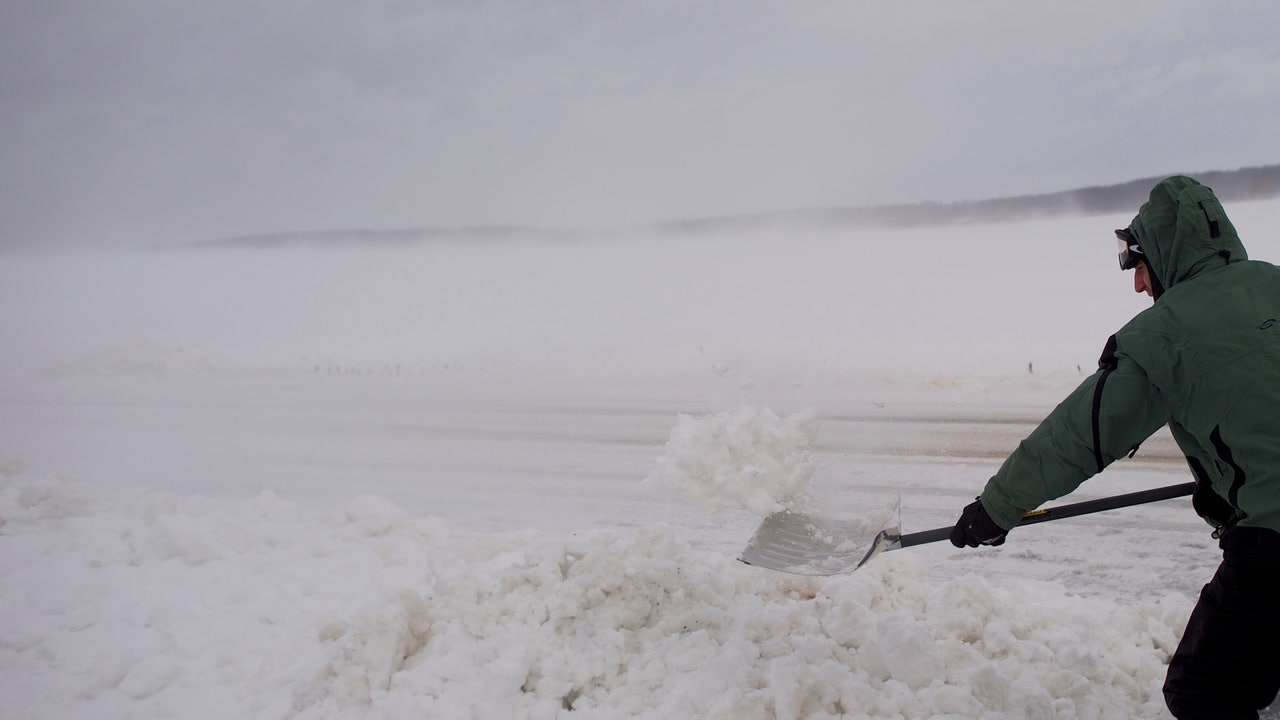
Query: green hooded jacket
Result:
<box><xmin>980</xmin><ymin>176</ymin><xmax>1280</xmax><ymax>534</ymax></box>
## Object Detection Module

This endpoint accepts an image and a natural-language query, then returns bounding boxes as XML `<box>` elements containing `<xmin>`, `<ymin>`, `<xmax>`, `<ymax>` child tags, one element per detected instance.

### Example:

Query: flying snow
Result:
<box><xmin>644</xmin><ymin>406</ymin><xmax>821</xmax><ymax>516</ymax></box>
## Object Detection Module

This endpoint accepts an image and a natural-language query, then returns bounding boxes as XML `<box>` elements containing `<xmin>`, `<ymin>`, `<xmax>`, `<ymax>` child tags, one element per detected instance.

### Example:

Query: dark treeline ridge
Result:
<box><xmin>659</xmin><ymin>164</ymin><xmax>1280</xmax><ymax>233</ymax></box>
<box><xmin>202</xmin><ymin>164</ymin><xmax>1280</xmax><ymax>248</ymax></box>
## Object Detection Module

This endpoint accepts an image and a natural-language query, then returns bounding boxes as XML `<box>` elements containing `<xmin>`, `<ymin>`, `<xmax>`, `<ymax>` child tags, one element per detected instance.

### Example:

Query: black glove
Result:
<box><xmin>950</xmin><ymin>498</ymin><xmax>1008</xmax><ymax>548</ymax></box>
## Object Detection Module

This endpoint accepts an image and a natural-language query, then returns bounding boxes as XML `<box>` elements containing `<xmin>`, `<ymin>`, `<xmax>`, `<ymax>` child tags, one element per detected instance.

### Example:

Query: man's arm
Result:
<box><xmin>976</xmin><ymin>338</ymin><xmax>1172</xmax><ymax>532</ymax></box>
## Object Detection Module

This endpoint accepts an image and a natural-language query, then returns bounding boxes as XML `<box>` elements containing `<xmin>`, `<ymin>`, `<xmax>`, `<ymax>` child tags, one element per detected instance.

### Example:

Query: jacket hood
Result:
<box><xmin>1127</xmin><ymin>176</ymin><xmax>1247</xmax><ymax>295</ymax></box>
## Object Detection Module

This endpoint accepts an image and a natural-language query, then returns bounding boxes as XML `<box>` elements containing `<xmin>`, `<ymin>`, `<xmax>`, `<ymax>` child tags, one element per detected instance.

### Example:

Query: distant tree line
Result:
<box><xmin>924</xmin><ymin>164</ymin><xmax>1280</xmax><ymax>225</ymax></box>
<box><xmin>199</xmin><ymin>164</ymin><xmax>1280</xmax><ymax>248</ymax></box>
<box><xmin>656</xmin><ymin>164</ymin><xmax>1280</xmax><ymax>233</ymax></box>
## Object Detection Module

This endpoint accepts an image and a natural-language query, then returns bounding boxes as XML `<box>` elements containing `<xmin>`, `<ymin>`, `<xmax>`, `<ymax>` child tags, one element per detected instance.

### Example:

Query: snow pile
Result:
<box><xmin>0</xmin><ymin>473</ymin><xmax>449</xmax><ymax>720</ymax></box>
<box><xmin>296</xmin><ymin>527</ymin><xmax>1186</xmax><ymax>720</ymax></box>
<box><xmin>644</xmin><ymin>406</ymin><xmax>821</xmax><ymax>515</ymax></box>
<box><xmin>1</xmin><ymin>471</ymin><xmax>1190</xmax><ymax>719</ymax></box>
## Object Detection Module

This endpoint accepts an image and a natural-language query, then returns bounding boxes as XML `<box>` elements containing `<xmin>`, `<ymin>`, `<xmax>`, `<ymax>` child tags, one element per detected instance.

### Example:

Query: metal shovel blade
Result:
<box><xmin>738</xmin><ymin>509</ymin><xmax>902</xmax><ymax>576</ymax></box>
<box><xmin>738</xmin><ymin>482</ymin><xmax>1197</xmax><ymax>576</ymax></box>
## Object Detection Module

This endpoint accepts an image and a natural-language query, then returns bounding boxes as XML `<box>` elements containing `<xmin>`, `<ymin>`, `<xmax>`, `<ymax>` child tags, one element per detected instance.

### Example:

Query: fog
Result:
<box><xmin>0</xmin><ymin>216</ymin><xmax>1132</xmax><ymax>384</ymax></box>
<box><xmin>5</xmin><ymin>196</ymin><xmax>1280</xmax><ymax>392</ymax></box>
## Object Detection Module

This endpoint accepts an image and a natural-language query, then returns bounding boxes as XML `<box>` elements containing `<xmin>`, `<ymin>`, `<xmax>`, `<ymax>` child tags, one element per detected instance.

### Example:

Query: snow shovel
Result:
<box><xmin>738</xmin><ymin>481</ymin><xmax>1195</xmax><ymax>576</ymax></box>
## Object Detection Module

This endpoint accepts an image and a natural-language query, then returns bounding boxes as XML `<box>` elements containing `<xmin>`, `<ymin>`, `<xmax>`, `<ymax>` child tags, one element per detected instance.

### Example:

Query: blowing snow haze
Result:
<box><xmin>2</xmin><ymin>0</ymin><xmax>1280</xmax><ymax>251</ymax></box>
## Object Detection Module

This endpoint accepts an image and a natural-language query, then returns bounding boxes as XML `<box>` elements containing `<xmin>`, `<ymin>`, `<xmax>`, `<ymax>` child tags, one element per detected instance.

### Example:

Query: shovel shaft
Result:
<box><xmin>898</xmin><ymin>481</ymin><xmax>1197</xmax><ymax>549</ymax></box>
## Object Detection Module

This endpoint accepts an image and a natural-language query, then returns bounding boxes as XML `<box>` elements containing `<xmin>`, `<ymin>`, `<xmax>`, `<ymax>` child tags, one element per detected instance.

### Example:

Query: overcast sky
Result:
<box><xmin>2</xmin><ymin>0</ymin><xmax>1279</xmax><ymax>250</ymax></box>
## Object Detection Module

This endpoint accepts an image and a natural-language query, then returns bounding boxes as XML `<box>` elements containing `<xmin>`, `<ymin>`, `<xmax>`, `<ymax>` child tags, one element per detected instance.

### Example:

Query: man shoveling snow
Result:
<box><xmin>949</xmin><ymin>176</ymin><xmax>1280</xmax><ymax>719</ymax></box>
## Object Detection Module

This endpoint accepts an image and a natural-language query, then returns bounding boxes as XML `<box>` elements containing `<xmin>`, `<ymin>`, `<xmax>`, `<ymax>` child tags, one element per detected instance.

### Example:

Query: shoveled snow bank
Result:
<box><xmin>1</xmin><ymin>470</ymin><xmax>1188</xmax><ymax>720</ymax></box>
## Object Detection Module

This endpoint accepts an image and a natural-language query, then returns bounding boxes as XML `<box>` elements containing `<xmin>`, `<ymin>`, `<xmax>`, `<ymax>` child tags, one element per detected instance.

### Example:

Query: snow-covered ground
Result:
<box><xmin>3</xmin><ymin>200</ymin><xmax>1279</xmax><ymax>718</ymax></box>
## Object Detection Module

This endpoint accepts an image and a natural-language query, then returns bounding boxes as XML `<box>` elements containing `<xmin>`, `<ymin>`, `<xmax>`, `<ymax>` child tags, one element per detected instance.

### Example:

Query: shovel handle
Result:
<box><xmin>898</xmin><ymin>481</ymin><xmax>1197</xmax><ymax>549</ymax></box>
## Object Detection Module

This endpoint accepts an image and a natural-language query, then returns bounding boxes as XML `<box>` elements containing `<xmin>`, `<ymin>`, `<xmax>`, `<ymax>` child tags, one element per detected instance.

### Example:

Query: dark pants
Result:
<box><xmin>1164</xmin><ymin>526</ymin><xmax>1280</xmax><ymax>720</ymax></box>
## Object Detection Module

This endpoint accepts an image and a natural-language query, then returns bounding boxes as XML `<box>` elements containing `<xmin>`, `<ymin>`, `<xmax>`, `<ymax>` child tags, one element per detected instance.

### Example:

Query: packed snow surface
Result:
<box><xmin>4</xmin><ymin>201</ymin><xmax>1280</xmax><ymax>718</ymax></box>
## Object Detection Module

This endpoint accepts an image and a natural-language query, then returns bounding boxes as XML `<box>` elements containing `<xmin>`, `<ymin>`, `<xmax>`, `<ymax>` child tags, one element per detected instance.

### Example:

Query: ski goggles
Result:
<box><xmin>1116</xmin><ymin>228</ymin><xmax>1144</xmax><ymax>270</ymax></box>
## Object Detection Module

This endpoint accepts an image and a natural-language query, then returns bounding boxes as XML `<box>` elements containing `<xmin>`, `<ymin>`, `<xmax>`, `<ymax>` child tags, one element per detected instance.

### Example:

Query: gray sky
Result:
<box><xmin>3</xmin><ymin>0</ymin><xmax>1279</xmax><ymax>250</ymax></box>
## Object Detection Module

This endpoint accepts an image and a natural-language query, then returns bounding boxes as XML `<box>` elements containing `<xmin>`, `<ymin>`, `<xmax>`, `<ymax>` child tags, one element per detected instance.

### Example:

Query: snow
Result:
<box><xmin>3</xmin><ymin>200</ymin><xmax>1280</xmax><ymax>718</ymax></box>
<box><xmin>644</xmin><ymin>406</ymin><xmax>820</xmax><ymax>516</ymax></box>
<box><xmin>0</xmin><ymin>469</ymin><xmax>1189</xmax><ymax>719</ymax></box>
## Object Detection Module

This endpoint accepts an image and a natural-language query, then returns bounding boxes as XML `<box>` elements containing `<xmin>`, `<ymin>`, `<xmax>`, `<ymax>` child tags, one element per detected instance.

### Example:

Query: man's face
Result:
<box><xmin>1133</xmin><ymin>261</ymin><xmax>1155</xmax><ymax>298</ymax></box>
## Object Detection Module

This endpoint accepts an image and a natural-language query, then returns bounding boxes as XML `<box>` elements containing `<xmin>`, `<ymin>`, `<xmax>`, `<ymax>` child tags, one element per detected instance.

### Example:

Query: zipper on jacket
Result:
<box><xmin>1091</xmin><ymin>335</ymin><xmax>1119</xmax><ymax>473</ymax></box>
